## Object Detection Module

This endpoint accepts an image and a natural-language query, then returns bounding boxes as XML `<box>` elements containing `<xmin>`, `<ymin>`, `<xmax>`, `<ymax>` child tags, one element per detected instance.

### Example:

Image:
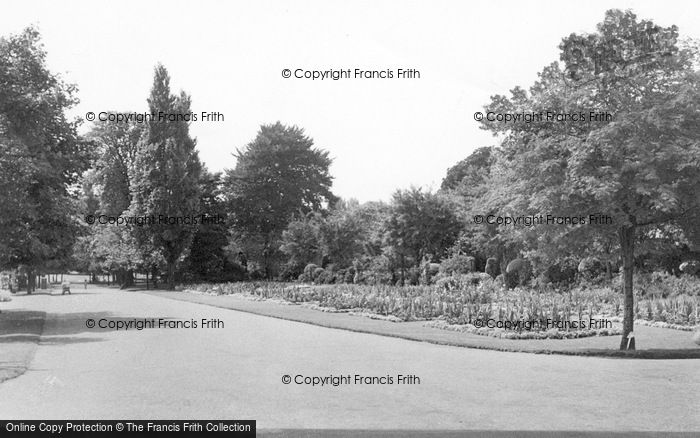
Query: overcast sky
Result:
<box><xmin>3</xmin><ymin>1</ymin><xmax>700</xmax><ymax>202</ymax></box>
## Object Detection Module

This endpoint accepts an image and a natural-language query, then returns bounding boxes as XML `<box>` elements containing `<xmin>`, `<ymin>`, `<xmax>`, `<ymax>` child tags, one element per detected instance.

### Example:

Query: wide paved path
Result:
<box><xmin>1</xmin><ymin>286</ymin><xmax>698</xmax><ymax>431</ymax></box>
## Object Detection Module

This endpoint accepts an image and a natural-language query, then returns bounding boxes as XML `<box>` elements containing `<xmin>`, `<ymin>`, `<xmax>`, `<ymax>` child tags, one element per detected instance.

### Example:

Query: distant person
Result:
<box><xmin>84</xmin><ymin>278</ymin><xmax>88</xmax><ymax>289</ymax></box>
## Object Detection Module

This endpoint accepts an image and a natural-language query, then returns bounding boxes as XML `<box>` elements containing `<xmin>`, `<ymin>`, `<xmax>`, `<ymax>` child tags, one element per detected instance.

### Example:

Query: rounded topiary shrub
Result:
<box><xmin>298</xmin><ymin>263</ymin><xmax>319</xmax><ymax>283</ymax></box>
<box><xmin>312</xmin><ymin>267</ymin><xmax>325</xmax><ymax>282</ymax></box>
<box><xmin>315</xmin><ymin>269</ymin><xmax>335</xmax><ymax>284</ymax></box>
<box><xmin>485</xmin><ymin>257</ymin><xmax>499</xmax><ymax>279</ymax></box>
<box><xmin>578</xmin><ymin>257</ymin><xmax>605</xmax><ymax>280</ymax></box>
<box><xmin>494</xmin><ymin>274</ymin><xmax>505</xmax><ymax>288</ymax></box>
<box><xmin>343</xmin><ymin>267</ymin><xmax>356</xmax><ymax>284</ymax></box>
<box><xmin>505</xmin><ymin>258</ymin><xmax>532</xmax><ymax>288</ymax></box>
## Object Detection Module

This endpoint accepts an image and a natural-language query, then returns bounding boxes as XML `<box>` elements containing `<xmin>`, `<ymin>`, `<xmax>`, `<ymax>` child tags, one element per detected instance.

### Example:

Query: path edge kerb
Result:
<box><xmin>139</xmin><ymin>290</ymin><xmax>700</xmax><ymax>360</ymax></box>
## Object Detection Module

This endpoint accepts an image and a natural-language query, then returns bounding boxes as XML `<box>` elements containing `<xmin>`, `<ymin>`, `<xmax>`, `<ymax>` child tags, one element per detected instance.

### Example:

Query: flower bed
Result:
<box><xmin>183</xmin><ymin>277</ymin><xmax>700</xmax><ymax>338</ymax></box>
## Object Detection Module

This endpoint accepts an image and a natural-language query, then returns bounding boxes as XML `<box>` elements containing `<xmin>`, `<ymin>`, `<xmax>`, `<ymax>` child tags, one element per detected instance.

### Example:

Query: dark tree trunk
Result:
<box><xmin>167</xmin><ymin>261</ymin><xmax>176</xmax><ymax>290</ymax></box>
<box><xmin>27</xmin><ymin>268</ymin><xmax>35</xmax><ymax>294</ymax></box>
<box><xmin>619</xmin><ymin>225</ymin><xmax>636</xmax><ymax>350</ymax></box>
<box><xmin>152</xmin><ymin>266</ymin><xmax>158</xmax><ymax>288</ymax></box>
<box><xmin>117</xmin><ymin>269</ymin><xmax>134</xmax><ymax>289</ymax></box>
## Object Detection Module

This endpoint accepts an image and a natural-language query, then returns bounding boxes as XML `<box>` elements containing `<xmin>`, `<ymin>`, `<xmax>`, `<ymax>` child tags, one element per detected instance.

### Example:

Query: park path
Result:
<box><xmin>0</xmin><ymin>286</ymin><xmax>699</xmax><ymax>431</ymax></box>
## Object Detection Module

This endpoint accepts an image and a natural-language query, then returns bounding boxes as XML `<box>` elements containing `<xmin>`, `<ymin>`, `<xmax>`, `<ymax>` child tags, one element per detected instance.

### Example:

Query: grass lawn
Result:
<box><xmin>143</xmin><ymin>289</ymin><xmax>700</xmax><ymax>359</ymax></box>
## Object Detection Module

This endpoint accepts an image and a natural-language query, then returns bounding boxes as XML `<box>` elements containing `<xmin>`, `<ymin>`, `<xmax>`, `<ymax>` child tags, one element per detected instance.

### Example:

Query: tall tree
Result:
<box><xmin>319</xmin><ymin>200</ymin><xmax>368</xmax><ymax>269</ymax></box>
<box><xmin>75</xmin><ymin>115</ymin><xmax>146</xmax><ymax>287</ymax></box>
<box><xmin>479</xmin><ymin>9</ymin><xmax>700</xmax><ymax>349</ymax></box>
<box><xmin>180</xmin><ymin>170</ymin><xmax>240</xmax><ymax>282</ymax></box>
<box><xmin>130</xmin><ymin>64</ymin><xmax>202</xmax><ymax>289</ymax></box>
<box><xmin>224</xmin><ymin>122</ymin><xmax>335</xmax><ymax>278</ymax></box>
<box><xmin>279</xmin><ymin>212</ymin><xmax>324</xmax><ymax>277</ymax></box>
<box><xmin>0</xmin><ymin>27</ymin><xmax>91</xmax><ymax>291</ymax></box>
<box><xmin>86</xmin><ymin>116</ymin><xmax>144</xmax><ymax>216</ymax></box>
<box><xmin>441</xmin><ymin>146</ymin><xmax>495</xmax><ymax>192</ymax></box>
<box><xmin>385</xmin><ymin>188</ymin><xmax>462</xmax><ymax>284</ymax></box>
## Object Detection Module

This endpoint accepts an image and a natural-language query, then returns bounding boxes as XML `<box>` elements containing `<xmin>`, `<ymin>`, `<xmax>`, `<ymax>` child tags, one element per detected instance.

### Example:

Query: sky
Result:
<box><xmin>2</xmin><ymin>0</ymin><xmax>700</xmax><ymax>202</ymax></box>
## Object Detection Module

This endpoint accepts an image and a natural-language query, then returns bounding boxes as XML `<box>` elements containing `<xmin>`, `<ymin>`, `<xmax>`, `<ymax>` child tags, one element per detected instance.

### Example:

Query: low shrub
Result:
<box><xmin>297</xmin><ymin>263</ymin><xmax>320</xmax><ymax>283</ymax></box>
<box><xmin>542</xmin><ymin>257</ymin><xmax>578</xmax><ymax>285</ymax></box>
<box><xmin>315</xmin><ymin>269</ymin><xmax>335</xmax><ymax>284</ymax></box>
<box><xmin>439</xmin><ymin>254</ymin><xmax>476</xmax><ymax>275</ymax></box>
<box><xmin>435</xmin><ymin>273</ymin><xmax>493</xmax><ymax>291</ymax></box>
<box><xmin>680</xmin><ymin>260</ymin><xmax>700</xmax><ymax>276</ymax></box>
<box><xmin>363</xmin><ymin>255</ymin><xmax>393</xmax><ymax>285</ymax></box>
<box><xmin>634</xmin><ymin>271</ymin><xmax>700</xmax><ymax>298</ymax></box>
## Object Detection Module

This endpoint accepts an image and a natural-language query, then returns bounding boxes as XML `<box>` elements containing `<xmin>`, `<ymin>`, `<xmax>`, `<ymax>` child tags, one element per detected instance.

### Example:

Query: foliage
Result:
<box><xmin>224</xmin><ymin>122</ymin><xmax>335</xmax><ymax>278</ymax></box>
<box><xmin>630</xmin><ymin>271</ymin><xmax>700</xmax><ymax>298</ymax></box>
<box><xmin>439</xmin><ymin>254</ymin><xmax>476</xmax><ymax>275</ymax></box>
<box><xmin>85</xmin><ymin>115</ymin><xmax>144</xmax><ymax>216</ymax></box>
<box><xmin>298</xmin><ymin>263</ymin><xmax>320</xmax><ymax>283</ymax></box>
<box><xmin>180</xmin><ymin>171</ymin><xmax>241</xmax><ymax>283</ymax></box>
<box><xmin>0</xmin><ymin>27</ymin><xmax>91</xmax><ymax>289</ymax></box>
<box><xmin>318</xmin><ymin>200</ymin><xmax>368</xmax><ymax>268</ymax></box>
<box><xmin>280</xmin><ymin>213</ymin><xmax>323</xmax><ymax>278</ymax></box>
<box><xmin>441</xmin><ymin>146</ymin><xmax>495</xmax><ymax>195</ymax></box>
<box><xmin>577</xmin><ymin>257</ymin><xmax>605</xmax><ymax>280</ymax></box>
<box><xmin>540</xmin><ymin>257</ymin><xmax>579</xmax><ymax>285</ymax></box>
<box><xmin>485</xmin><ymin>258</ymin><xmax>499</xmax><ymax>279</ymax></box>
<box><xmin>476</xmin><ymin>10</ymin><xmax>700</xmax><ymax>349</ymax></box>
<box><xmin>129</xmin><ymin>64</ymin><xmax>202</xmax><ymax>289</ymax></box>
<box><xmin>384</xmin><ymin>187</ymin><xmax>462</xmax><ymax>283</ymax></box>
<box><xmin>505</xmin><ymin>258</ymin><xmax>533</xmax><ymax>289</ymax></box>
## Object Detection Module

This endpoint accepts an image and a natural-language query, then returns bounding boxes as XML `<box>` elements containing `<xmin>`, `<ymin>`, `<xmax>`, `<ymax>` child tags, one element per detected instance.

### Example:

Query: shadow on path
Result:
<box><xmin>41</xmin><ymin>312</ymin><xmax>179</xmax><ymax>337</ymax></box>
<box><xmin>0</xmin><ymin>310</ymin><xmax>46</xmax><ymax>383</ymax></box>
<box><xmin>0</xmin><ymin>309</ymin><xmax>174</xmax><ymax>383</ymax></box>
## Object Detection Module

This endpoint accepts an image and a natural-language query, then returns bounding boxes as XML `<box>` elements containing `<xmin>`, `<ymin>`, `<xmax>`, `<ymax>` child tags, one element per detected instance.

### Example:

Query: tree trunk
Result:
<box><xmin>27</xmin><ymin>268</ymin><xmax>35</xmax><ymax>294</ymax></box>
<box><xmin>167</xmin><ymin>262</ymin><xmax>176</xmax><ymax>290</ymax></box>
<box><xmin>619</xmin><ymin>225</ymin><xmax>636</xmax><ymax>350</ymax></box>
<box><xmin>118</xmin><ymin>269</ymin><xmax>134</xmax><ymax>289</ymax></box>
